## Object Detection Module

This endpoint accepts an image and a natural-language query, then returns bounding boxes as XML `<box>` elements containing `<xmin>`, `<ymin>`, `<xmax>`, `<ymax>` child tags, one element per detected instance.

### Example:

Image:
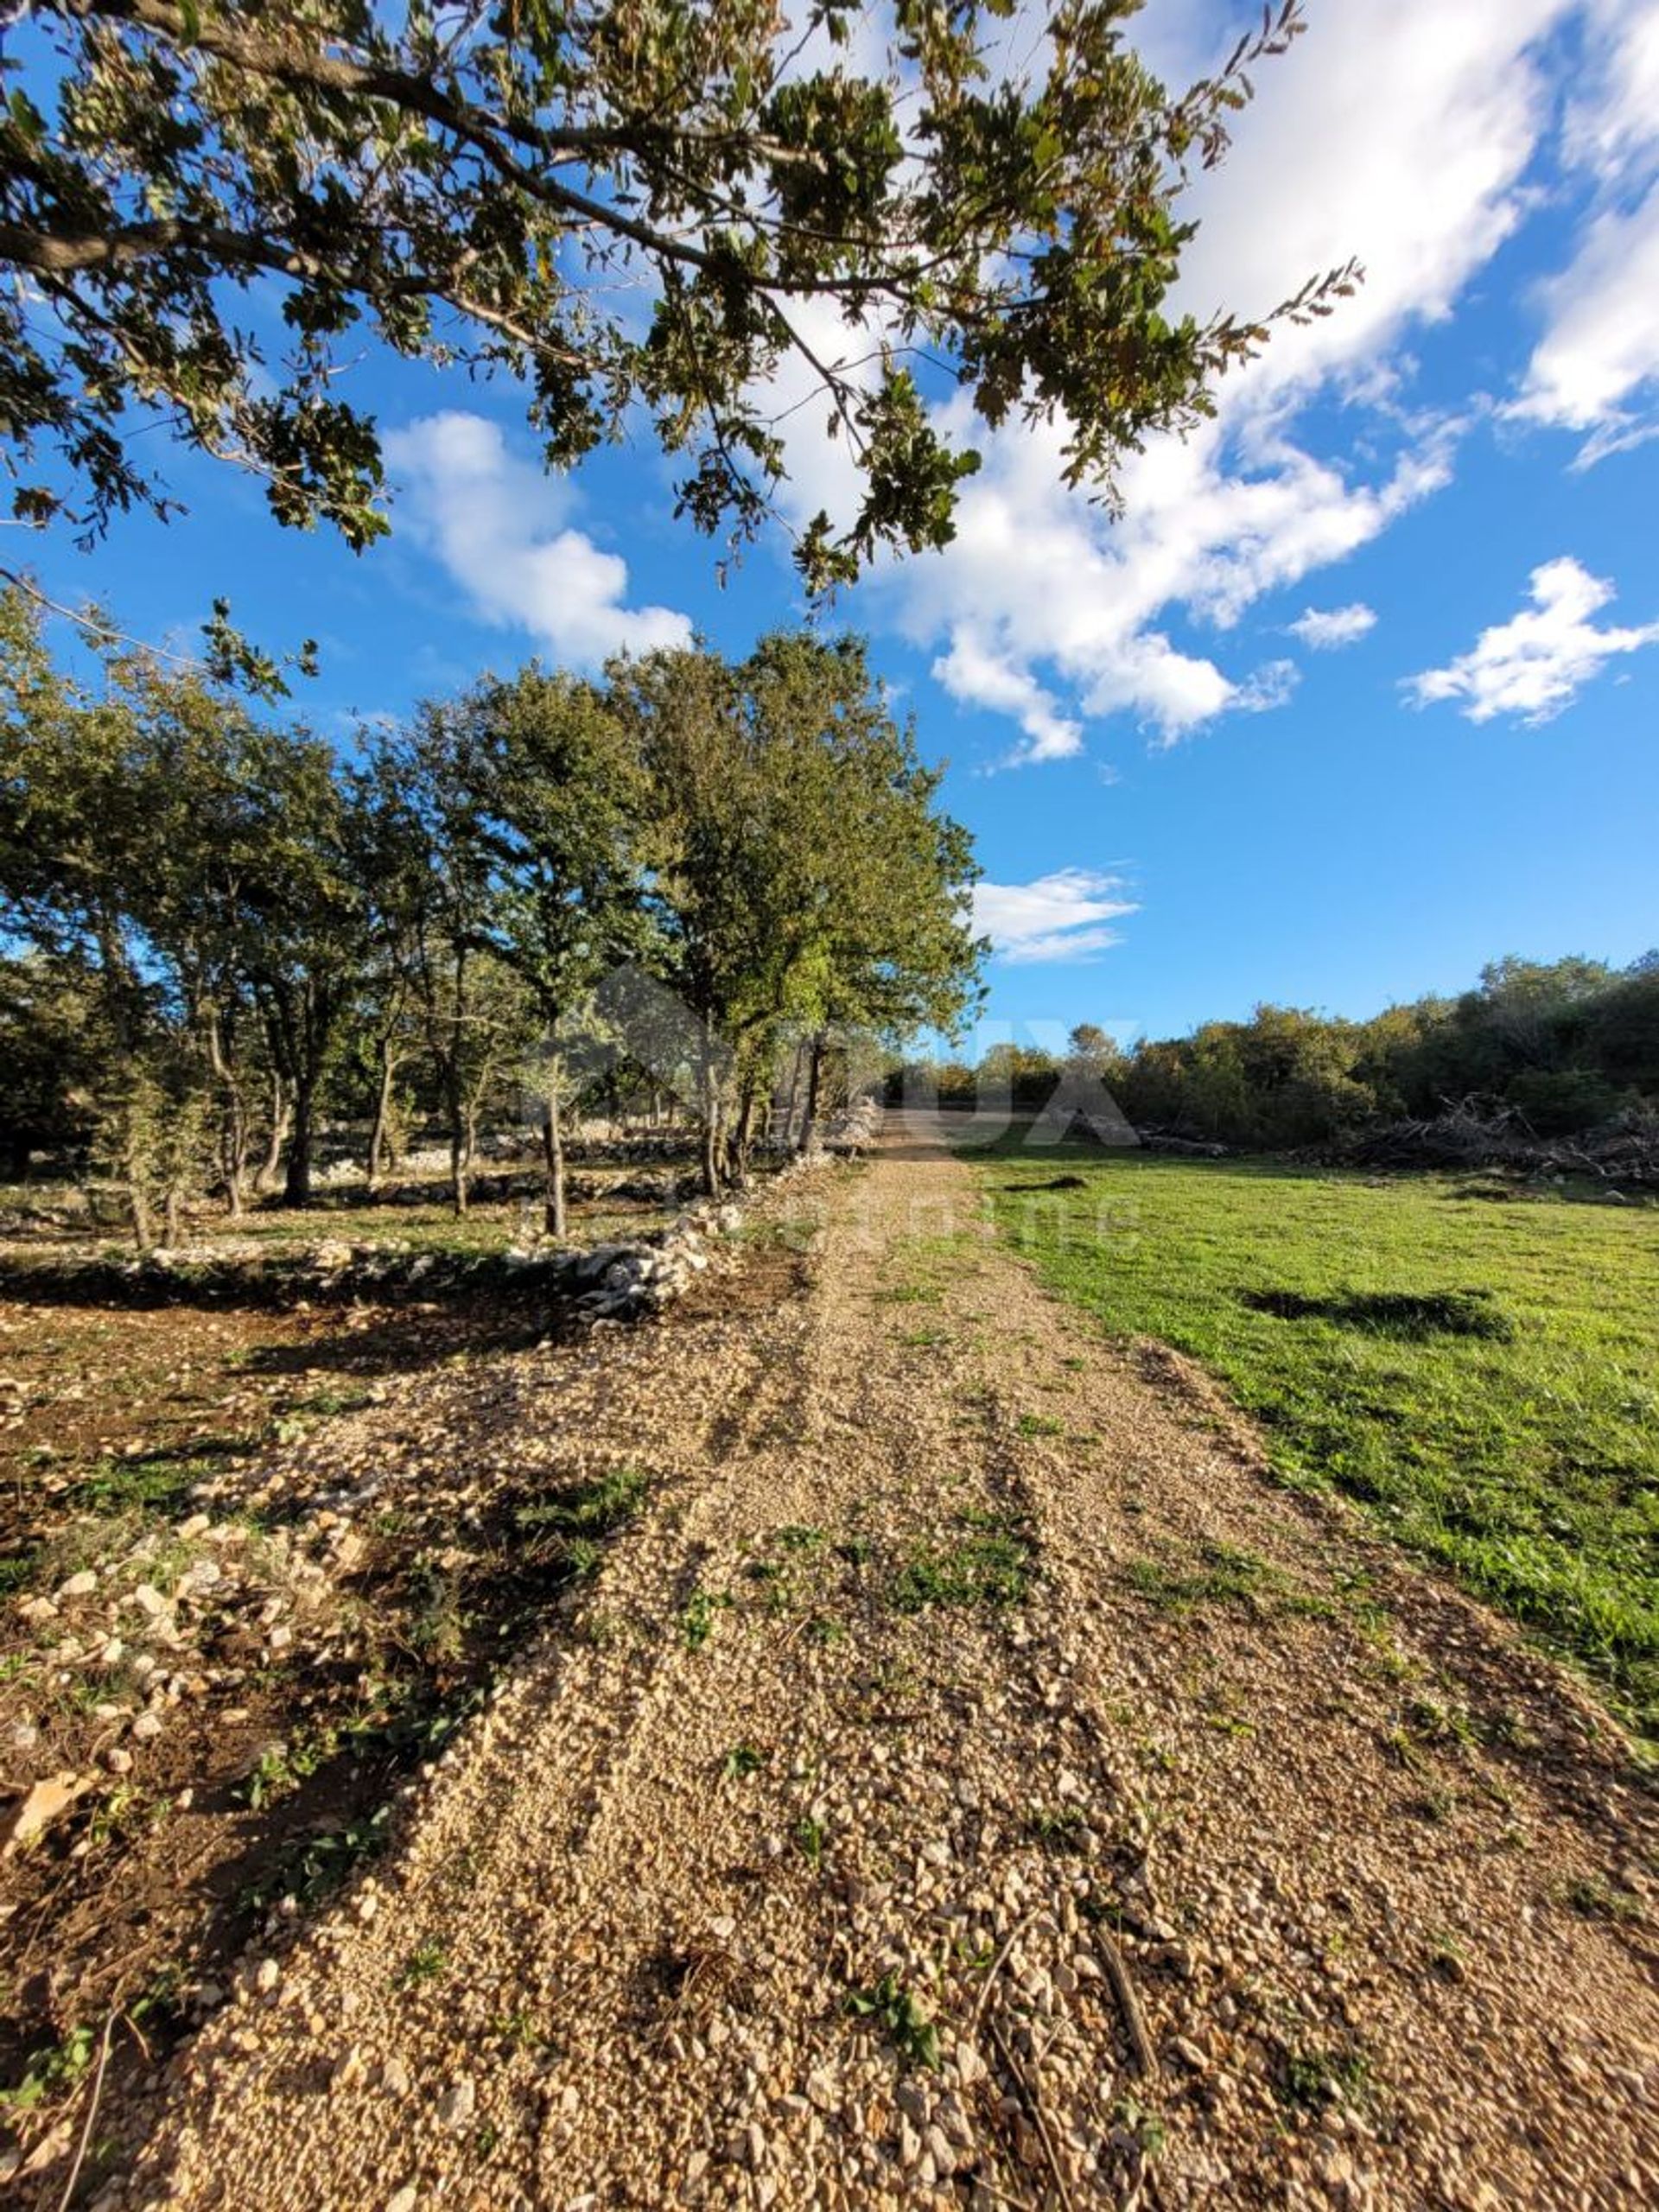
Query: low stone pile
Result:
<box><xmin>544</xmin><ymin>1097</ymin><xmax>883</xmax><ymax>1324</ymax></box>
<box><xmin>819</xmin><ymin>1094</ymin><xmax>884</xmax><ymax>1155</ymax></box>
<box><xmin>540</xmin><ymin>1199</ymin><xmax>741</xmax><ymax>1324</ymax></box>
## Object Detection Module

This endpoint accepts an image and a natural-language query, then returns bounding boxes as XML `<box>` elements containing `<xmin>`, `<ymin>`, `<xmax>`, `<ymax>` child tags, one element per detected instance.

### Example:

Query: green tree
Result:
<box><xmin>615</xmin><ymin>632</ymin><xmax>982</xmax><ymax>1191</ymax></box>
<box><xmin>359</xmin><ymin>710</ymin><xmax>535</xmax><ymax>1216</ymax></box>
<box><xmin>1</xmin><ymin>3</ymin><xmax>1351</xmax><ymax>589</ymax></box>
<box><xmin>619</xmin><ymin>632</ymin><xmax>986</xmax><ymax>1194</ymax></box>
<box><xmin>0</xmin><ymin>950</ymin><xmax>102</xmax><ymax>1177</ymax></box>
<box><xmin>734</xmin><ymin>632</ymin><xmax>982</xmax><ymax>1151</ymax></box>
<box><xmin>1592</xmin><ymin>954</ymin><xmax>1659</xmax><ymax>1097</ymax></box>
<box><xmin>455</xmin><ymin>665</ymin><xmax>654</xmax><ymax>1236</ymax></box>
<box><xmin>0</xmin><ymin>586</ymin><xmax>219</xmax><ymax>1238</ymax></box>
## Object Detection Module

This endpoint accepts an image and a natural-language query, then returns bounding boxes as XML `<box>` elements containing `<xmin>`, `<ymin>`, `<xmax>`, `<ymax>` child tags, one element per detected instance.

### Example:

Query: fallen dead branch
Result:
<box><xmin>1095</xmin><ymin>1928</ymin><xmax>1158</xmax><ymax>2081</ymax></box>
<box><xmin>970</xmin><ymin>1906</ymin><xmax>1039</xmax><ymax>2031</ymax></box>
<box><xmin>991</xmin><ymin>2016</ymin><xmax>1077</xmax><ymax>2212</ymax></box>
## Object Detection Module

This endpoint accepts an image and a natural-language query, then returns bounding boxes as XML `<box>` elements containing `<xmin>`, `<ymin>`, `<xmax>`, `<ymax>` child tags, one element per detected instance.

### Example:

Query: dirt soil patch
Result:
<box><xmin>0</xmin><ymin>1263</ymin><xmax>600</xmax><ymax>2164</ymax></box>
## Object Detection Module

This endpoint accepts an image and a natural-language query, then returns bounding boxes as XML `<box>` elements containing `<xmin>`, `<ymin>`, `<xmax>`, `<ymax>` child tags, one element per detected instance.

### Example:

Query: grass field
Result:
<box><xmin>973</xmin><ymin>1141</ymin><xmax>1659</xmax><ymax>1738</ymax></box>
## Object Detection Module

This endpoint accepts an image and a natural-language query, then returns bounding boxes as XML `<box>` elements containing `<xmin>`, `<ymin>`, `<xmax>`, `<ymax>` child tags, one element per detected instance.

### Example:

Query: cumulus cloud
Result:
<box><xmin>931</xmin><ymin>632</ymin><xmax>1083</xmax><ymax>765</ymax></box>
<box><xmin>971</xmin><ymin>870</ymin><xmax>1139</xmax><ymax>965</ymax></box>
<box><xmin>384</xmin><ymin>411</ymin><xmax>690</xmax><ymax>666</ymax></box>
<box><xmin>1287</xmin><ymin>603</ymin><xmax>1379</xmax><ymax>650</ymax></box>
<box><xmin>1511</xmin><ymin>2</ymin><xmax>1659</xmax><ymax>458</ymax></box>
<box><xmin>1510</xmin><ymin>179</ymin><xmax>1659</xmax><ymax>461</ymax></box>
<box><xmin>1405</xmin><ymin>556</ymin><xmax>1659</xmax><ymax>724</ymax></box>
<box><xmin>1173</xmin><ymin>0</ymin><xmax>1569</xmax><ymax>392</ymax></box>
<box><xmin>882</xmin><ymin>403</ymin><xmax>1443</xmax><ymax>747</ymax></box>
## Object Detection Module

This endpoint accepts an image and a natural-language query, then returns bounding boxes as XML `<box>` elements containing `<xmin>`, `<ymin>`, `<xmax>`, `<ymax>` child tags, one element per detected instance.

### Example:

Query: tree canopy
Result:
<box><xmin>0</xmin><ymin>1</ymin><xmax>1355</xmax><ymax>588</ymax></box>
<box><xmin>0</xmin><ymin>585</ymin><xmax>983</xmax><ymax>1236</ymax></box>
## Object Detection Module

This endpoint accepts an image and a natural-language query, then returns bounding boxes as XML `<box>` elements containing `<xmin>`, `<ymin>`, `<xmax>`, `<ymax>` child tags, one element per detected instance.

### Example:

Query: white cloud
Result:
<box><xmin>971</xmin><ymin>869</ymin><xmax>1139</xmax><ymax>965</ymax></box>
<box><xmin>1510</xmin><ymin>178</ymin><xmax>1659</xmax><ymax>459</ymax></box>
<box><xmin>932</xmin><ymin>631</ymin><xmax>1082</xmax><ymax>764</ymax></box>
<box><xmin>1287</xmin><ymin>603</ymin><xmax>1378</xmax><ymax>650</ymax></box>
<box><xmin>1173</xmin><ymin>0</ymin><xmax>1570</xmax><ymax>393</ymax></box>
<box><xmin>384</xmin><ymin>411</ymin><xmax>690</xmax><ymax>666</ymax></box>
<box><xmin>1511</xmin><ymin>3</ymin><xmax>1659</xmax><ymax>457</ymax></box>
<box><xmin>882</xmin><ymin>403</ymin><xmax>1446</xmax><ymax>747</ymax></box>
<box><xmin>1405</xmin><ymin>556</ymin><xmax>1659</xmax><ymax>724</ymax></box>
<box><xmin>1563</xmin><ymin>0</ymin><xmax>1659</xmax><ymax>183</ymax></box>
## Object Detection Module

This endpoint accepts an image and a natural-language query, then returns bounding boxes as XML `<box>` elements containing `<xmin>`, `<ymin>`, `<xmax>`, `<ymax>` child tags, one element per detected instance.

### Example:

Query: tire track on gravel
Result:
<box><xmin>115</xmin><ymin>1129</ymin><xmax>1659</xmax><ymax>2212</ymax></box>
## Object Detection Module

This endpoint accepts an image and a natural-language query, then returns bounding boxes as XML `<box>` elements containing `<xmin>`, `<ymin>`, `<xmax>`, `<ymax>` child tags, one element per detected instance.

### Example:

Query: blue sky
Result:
<box><xmin>16</xmin><ymin>0</ymin><xmax>1659</xmax><ymax>1049</ymax></box>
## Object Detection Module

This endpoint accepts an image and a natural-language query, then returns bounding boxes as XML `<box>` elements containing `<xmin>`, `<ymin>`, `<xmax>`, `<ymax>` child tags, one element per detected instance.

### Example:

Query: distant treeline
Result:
<box><xmin>895</xmin><ymin>957</ymin><xmax>1659</xmax><ymax>1149</ymax></box>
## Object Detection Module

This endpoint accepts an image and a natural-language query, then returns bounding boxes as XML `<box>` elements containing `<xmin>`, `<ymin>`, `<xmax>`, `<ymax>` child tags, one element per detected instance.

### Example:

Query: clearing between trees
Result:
<box><xmin>10</xmin><ymin>1117</ymin><xmax>1652</xmax><ymax>2210</ymax></box>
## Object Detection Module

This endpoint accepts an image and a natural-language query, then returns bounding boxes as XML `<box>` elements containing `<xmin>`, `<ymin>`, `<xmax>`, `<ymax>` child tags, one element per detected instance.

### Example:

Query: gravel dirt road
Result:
<box><xmin>111</xmin><ymin>1124</ymin><xmax>1658</xmax><ymax>2209</ymax></box>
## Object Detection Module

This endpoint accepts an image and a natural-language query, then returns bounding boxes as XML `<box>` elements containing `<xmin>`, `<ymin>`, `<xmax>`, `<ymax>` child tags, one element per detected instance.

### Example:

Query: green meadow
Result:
<box><xmin>974</xmin><ymin>1142</ymin><xmax>1659</xmax><ymax>1738</ymax></box>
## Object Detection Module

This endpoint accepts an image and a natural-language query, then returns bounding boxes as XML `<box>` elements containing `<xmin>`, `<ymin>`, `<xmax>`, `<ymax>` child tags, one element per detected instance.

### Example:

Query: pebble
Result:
<box><xmin>60</xmin><ymin>1570</ymin><xmax>98</xmax><ymax>1599</ymax></box>
<box><xmin>130</xmin><ymin>1583</ymin><xmax>167</xmax><ymax>1618</ymax></box>
<box><xmin>436</xmin><ymin>2077</ymin><xmax>475</xmax><ymax>2128</ymax></box>
<box><xmin>131</xmin><ymin>1712</ymin><xmax>164</xmax><ymax>1741</ymax></box>
<box><xmin>385</xmin><ymin>2190</ymin><xmax>418</xmax><ymax>2212</ymax></box>
<box><xmin>253</xmin><ymin>1958</ymin><xmax>280</xmax><ymax>1994</ymax></box>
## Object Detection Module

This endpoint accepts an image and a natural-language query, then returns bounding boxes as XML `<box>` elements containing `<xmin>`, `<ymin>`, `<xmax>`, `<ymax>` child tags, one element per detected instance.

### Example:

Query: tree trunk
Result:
<box><xmin>120</xmin><ymin>1113</ymin><xmax>154</xmax><ymax>1253</ymax></box>
<box><xmin>447</xmin><ymin>1078</ymin><xmax>473</xmax><ymax>1217</ymax></box>
<box><xmin>126</xmin><ymin>1176</ymin><xmax>154</xmax><ymax>1254</ymax></box>
<box><xmin>203</xmin><ymin>1005</ymin><xmax>247</xmax><ymax>1218</ymax></box>
<box><xmin>222</xmin><ymin>1128</ymin><xmax>245</xmax><ymax>1219</ymax></box>
<box><xmin>799</xmin><ymin>1029</ymin><xmax>826</xmax><ymax>1154</ymax></box>
<box><xmin>256</xmin><ymin>1073</ymin><xmax>289</xmax><ymax>1193</ymax></box>
<box><xmin>365</xmin><ymin>1037</ymin><xmax>397</xmax><ymax>1192</ymax></box>
<box><xmin>729</xmin><ymin>1077</ymin><xmax>759</xmax><ymax>1185</ymax></box>
<box><xmin>700</xmin><ymin>1114</ymin><xmax>723</xmax><ymax>1198</ymax></box>
<box><xmin>542</xmin><ymin>1062</ymin><xmax>567</xmax><ymax>1239</ymax></box>
<box><xmin>283</xmin><ymin>1077</ymin><xmax>315</xmax><ymax>1208</ymax></box>
<box><xmin>780</xmin><ymin>1040</ymin><xmax>805</xmax><ymax>1152</ymax></box>
<box><xmin>697</xmin><ymin>1030</ymin><xmax>725</xmax><ymax>1197</ymax></box>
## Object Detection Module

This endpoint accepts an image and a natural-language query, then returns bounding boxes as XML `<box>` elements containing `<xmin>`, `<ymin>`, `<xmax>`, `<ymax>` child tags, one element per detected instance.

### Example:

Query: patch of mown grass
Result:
<box><xmin>1125</xmin><ymin>1541</ymin><xmax>1332</xmax><ymax>1620</ymax></box>
<box><xmin>1239</xmin><ymin>1286</ymin><xmax>1515</xmax><ymax>1340</ymax></box>
<box><xmin>975</xmin><ymin>1144</ymin><xmax>1659</xmax><ymax>1735</ymax></box>
<box><xmin>1015</xmin><ymin>1411</ymin><xmax>1065</xmax><ymax>1439</ymax></box>
<box><xmin>1280</xmin><ymin>2043</ymin><xmax>1374</xmax><ymax>2112</ymax></box>
<box><xmin>893</xmin><ymin>1510</ymin><xmax>1035</xmax><ymax>1612</ymax></box>
<box><xmin>70</xmin><ymin>1430</ymin><xmax>264</xmax><ymax>1519</ymax></box>
<box><xmin>513</xmin><ymin>1464</ymin><xmax>649</xmax><ymax>1541</ymax></box>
